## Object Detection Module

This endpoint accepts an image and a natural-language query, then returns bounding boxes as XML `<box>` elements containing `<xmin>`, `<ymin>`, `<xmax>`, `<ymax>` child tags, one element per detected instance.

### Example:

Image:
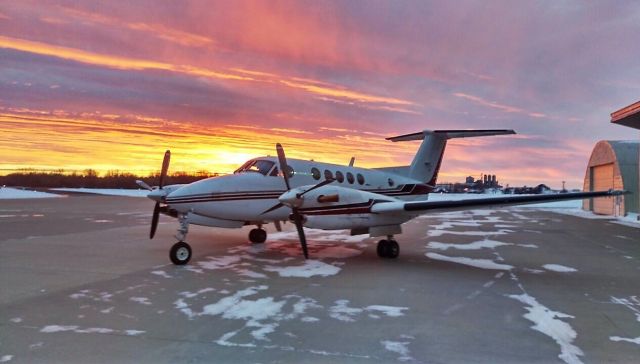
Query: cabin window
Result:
<box><xmin>311</xmin><ymin>167</ymin><xmax>321</xmax><ymax>180</ymax></box>
<box><xmin>357</xmin><ymin>173</ymin><xmax>365</xmax><ymax>185</ymax></box>
<box><xmin>270</xmin><ymin>166</ymin><xmax>279</xmax><ymax>177</ymax></box>
<box><xmin>335</xmin><ymin>171</ymin><xmax>344</xmax><ymax>183</ymax></box>
<box><xmin>324</xmin><ymin>169</ymin><xmax>333</xmax><ymax>180</ymax></box>
<box><xmin>234</xmin><ymin>159</ymin><xmax>254</xmax><ymax>174</ymax></box>
<box><xmin>346</xmin><ymin>172</ymin><xmax>355</xmax><ymax>184</ymax></box>
<box><xmin>236</xmin><ymin>159</ymin><xmax>275</xmax><ymax>176</ymax></box>
<box><xmin>388</xmin><ymin>178</ymin><xmax>394</xmax><ymax>187</ymax></box>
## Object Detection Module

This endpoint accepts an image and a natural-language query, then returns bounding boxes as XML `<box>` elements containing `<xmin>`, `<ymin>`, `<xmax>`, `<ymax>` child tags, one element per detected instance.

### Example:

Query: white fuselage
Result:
<box><xmin>164</xmin><ymin>157</ymin><xmax>430</xmax><ymax>227</ymax></box>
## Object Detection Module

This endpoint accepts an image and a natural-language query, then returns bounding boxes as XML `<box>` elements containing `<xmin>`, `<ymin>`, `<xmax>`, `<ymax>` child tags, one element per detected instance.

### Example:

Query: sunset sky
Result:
<box><xmin>1</xmin><ymin>1</ymin><xmax>639</xmax><ymax>188</ymax></box>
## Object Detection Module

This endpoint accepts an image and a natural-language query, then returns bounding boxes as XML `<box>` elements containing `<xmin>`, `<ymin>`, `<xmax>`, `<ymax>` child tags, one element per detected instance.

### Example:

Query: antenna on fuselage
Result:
<box><xmin>349</xmin><ymin>157</ymin><xmax>355</xmax><ymax>167</ymax></box>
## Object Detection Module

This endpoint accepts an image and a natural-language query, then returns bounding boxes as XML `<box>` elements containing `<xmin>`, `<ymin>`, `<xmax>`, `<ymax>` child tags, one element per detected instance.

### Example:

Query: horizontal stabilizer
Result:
<box><xmin>386</xmin><ymin>129</ymin><xmax>515</xmax><ymax>142</ymax></box>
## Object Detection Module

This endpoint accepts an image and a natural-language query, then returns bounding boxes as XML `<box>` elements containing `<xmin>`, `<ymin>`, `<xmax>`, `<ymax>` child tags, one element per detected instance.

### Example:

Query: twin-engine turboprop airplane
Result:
<box><xmin>137</xmin><ymin>129</ymin><xmax>624</xmax><ymax>265</ymax></box>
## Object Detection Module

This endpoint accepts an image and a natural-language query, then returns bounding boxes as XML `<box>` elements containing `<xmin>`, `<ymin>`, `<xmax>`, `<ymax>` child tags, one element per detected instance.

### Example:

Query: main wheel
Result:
<box><xmin>170</xmin><ymin>241</ymin><xmax>192</xmax><ymax>265</ymax></box>
<box><xmin>387</xmin><ymin>240</ymin><xmax>400</xmax><ymax>259</ymax></box>
<box><xmin>249</xmin><ymin>228</ymin><xmax>267</xmax><ymax>244</ymax></box>
<box><xmin>377</xmin><ymin>239</ymin><xmax>389</xmax><ymax>258</ymax></box>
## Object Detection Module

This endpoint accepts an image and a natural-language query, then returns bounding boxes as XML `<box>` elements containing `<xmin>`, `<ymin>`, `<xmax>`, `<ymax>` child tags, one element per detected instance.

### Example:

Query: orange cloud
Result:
<box><xmin>0</xmin><ymin>35</ymin><xmax>417</xmax><ymax>111</ymax></box>
<box><xmin>58</xmin><ymin>7</ymin><xmax>215</xmax><ymax>48</ymax></box>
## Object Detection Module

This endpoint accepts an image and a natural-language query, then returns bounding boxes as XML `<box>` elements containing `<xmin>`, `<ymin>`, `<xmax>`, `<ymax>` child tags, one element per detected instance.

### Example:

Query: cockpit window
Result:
<box><xmin>235</xmin><ymin>160</ymin><xmax>276</xmax><ymax>176</ymax></box>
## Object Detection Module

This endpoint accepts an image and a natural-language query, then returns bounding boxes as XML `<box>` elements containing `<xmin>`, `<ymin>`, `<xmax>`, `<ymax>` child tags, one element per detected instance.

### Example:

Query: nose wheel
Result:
<box><xmin>249</xmin><ymin>228</ymin><xmax>267</xmax><ymax>244</ymax></box>
<box><xmin>170</xmin><ymin>241</ymin><xmax>192</xmax><ymax>265</ymax></box>
<box><xmin>377</xmin><ymin>238</ymin><xmax>399</xmax><ymax>259</ymax></box>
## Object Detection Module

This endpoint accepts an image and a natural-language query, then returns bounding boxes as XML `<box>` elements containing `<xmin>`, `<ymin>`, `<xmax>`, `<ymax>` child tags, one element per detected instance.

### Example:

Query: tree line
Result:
<box><xmin>0</xmin><ymin>169</ymin><xmax>219</xmax><ymax>188</ymax></box>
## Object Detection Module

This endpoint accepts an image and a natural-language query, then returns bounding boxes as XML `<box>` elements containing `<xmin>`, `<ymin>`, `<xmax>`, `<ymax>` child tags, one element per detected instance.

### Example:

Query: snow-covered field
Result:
<box><xmin>0</xmin><ymin>187</ymin><xmax>63</xmax><ymax>199</ymax></box>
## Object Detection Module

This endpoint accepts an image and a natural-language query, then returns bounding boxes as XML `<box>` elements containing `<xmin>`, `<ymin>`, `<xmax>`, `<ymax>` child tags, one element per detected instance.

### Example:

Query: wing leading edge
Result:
<box><xmin>371</xmin><ymin>190</ymin><xmax>626</xmax><ymax>214</ymax></box>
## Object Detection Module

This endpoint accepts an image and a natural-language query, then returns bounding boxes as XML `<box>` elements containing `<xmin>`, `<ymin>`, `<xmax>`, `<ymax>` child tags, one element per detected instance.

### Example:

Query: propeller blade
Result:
<box><xmin>298</xmin><ymin>178</ymin><xmax>334</xmax><ymax>198</ymax></box>
<box><xmin>136</xmin><ymin>180</ymin><xmax>153</xmax><ymax>191</ymax></box>
<box><xmin>158</xmin><ymin>150</ymin><xmax>171</xmax><ymax>189</ymax></box>
<box><xmin>291</xmin><ymin>209</ymin><xmax>309</xmax><ymax>259</ymax></box>
<box><xmin>276</xmin><ymin>143</ymin><xmax>291</xmax><ymax>191</ymax></box>
<box><xmin>260</xmin><ymin>202</ymin><xmax>284</xmax><ymax>215</ymax></box>
<box><xmin>150</xmin><ymin>202</ymin><xmax>160</xmax><ymax>239</ymax></box>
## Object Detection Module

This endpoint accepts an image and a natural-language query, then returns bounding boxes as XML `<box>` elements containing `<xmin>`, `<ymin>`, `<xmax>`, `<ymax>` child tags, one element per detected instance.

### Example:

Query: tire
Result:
<box><xmin>249</xmin><ymin>228</ymin><xmax>267</xmax><ymax>244</ymax></box>
<box><xmin>387</xmin><ymin>240</ymin><xmax>400</xmax><ymax>259</ymax></box>
<box><xmin>170</xmin><ymin>241</ymin><xmax>192</xmax><ymax>265</ymax></box>
<box><xmin>377</xmin><ymin>239</ymin><xmax>389</xmax><ymax>258</ymax></box>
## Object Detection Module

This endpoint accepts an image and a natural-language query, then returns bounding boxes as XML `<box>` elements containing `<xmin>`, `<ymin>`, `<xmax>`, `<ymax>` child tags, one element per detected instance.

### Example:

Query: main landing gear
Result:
<box><xmin>249</xmin><ymin>227</ymin><xmax>267</xmax><ymax>244</ymax></box>
<box><xmin>170</xmin><ymin>214</ymin><xmax>192</xmax><ymax>265</ymax></box>
<box><xmin>377</xmin><ymin>236</ymin><xmax>399</xmax><ymax>259</ymax></box>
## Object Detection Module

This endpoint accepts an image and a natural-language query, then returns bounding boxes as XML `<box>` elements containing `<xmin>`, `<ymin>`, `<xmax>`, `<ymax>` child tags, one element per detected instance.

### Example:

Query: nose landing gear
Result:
<box><xmin>170</xmin><ymin>214</ymin><xmax>192</xmax><ymax>265</ymax></box>
<box><xmin>377</xmin><ymin>236</ymin><xmax>399</xmax><ymax>259</ymax></box>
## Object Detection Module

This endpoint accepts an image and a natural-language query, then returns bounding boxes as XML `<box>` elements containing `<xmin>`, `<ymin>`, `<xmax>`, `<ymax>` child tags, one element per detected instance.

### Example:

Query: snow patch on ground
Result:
<box><xmin>0</xmin><ymin>187</ymin><xmax>62</xmax><ymax>199</ymax></box>
<box><xmin>381</xmin><ymin>340</ymin><xmax>413</xmax><ymax>362</ymax></box>
<box><xmin>151</xmin><ymin>270</ymin><xmax>172</xmax><ymax>278</ymax></box>
<box><xmin>129</xmin><ymin>297</ymin><xmax>151</xmax><ymax>305</ymax></box>
<box><xmin>0</xmin><ymin>355</ymin><xmax>13</xmax><ymax>363</ymax></box>
<box><xmin>610</xmin><ymin>296</ymin><xmax>640</xmax><ymax>322</ymax></box>
<box><xmin>426</xmin><ymin>253</ymin><xmax>513</xmax><ymax>270</ymax></box>
<box><xmin>508</xmin><ymin>293</ymin><xmax>583</xmax><ymax>364</ymax></box>
<box><xmin>51</xmin><ymin>188</ymin><xmax>148</xmax><ymax>197</ymax></box>
<box><xmin>610</xmin><ymin>336</ymin><xmax>640</xmax><ymax>345</ymax></box>
<box><xmin>427</xmin><ymin>239</ymin><xmax>511</xmax><ymax>251</ymax></box>
<box><xmin>40</xmin><ymin>325</ymin><xmax>144</xmax><ymax>336</ymax></box>
<box><xmin>428</xmin><ymin>229</ymin><xmax>512</xmax><ymax>237</ymax></box>
<box><xmin>543</xmin><ymin>264</ymin><xmax>577</xmax><ymax>273</ymax></box>
<box><xmin>198</xmin><ymin>256</ymin><xmax>242</xmax><ymax>270</ymax></box>
<box><xmin>264</xmin><ymin>260</ymin><xmax>341</xmax><ymax>278</ymax></box>
<box><xmin>179</xmin><ymin>288</ymin><xmax>215</xmax><ymax>299</ymax></box>
<box><xmin>329</xmin><ymin>300</ymin><xmax>408</xmax><ymax>322</ymax></box>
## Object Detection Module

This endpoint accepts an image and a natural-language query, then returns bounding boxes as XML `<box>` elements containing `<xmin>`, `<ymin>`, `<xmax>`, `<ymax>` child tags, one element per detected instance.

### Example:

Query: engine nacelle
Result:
<box><xmin>289</xmin><ymin>185</ymin><xmax>409</xmax><ymax>229</ymax></box>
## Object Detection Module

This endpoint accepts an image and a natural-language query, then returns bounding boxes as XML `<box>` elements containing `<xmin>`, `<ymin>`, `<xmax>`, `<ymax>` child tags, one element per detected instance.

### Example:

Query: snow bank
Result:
<box><xmin>0</xmin><ymin>187</ymin><xmax>63</xmax><ymax>199</ymax></box>
<box><xmin>51</xmin><ymin>188</ymin><xmax>148</xmax><ymax>197</ymax></box>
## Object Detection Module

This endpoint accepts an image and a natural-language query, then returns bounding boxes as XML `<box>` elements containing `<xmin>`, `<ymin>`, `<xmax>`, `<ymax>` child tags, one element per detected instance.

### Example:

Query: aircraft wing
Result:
<box><xmin>371</xmin><ymin>190</ymin><xmax>625</xmax><ymax>214</ymax></box>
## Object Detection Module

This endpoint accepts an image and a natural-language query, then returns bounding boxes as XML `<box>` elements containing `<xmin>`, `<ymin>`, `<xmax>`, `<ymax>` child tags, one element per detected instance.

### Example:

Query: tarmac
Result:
<box><xmin>1</xmin><ymin>194</ymin><xmax>639</xmax><ymax>363</ymax></box>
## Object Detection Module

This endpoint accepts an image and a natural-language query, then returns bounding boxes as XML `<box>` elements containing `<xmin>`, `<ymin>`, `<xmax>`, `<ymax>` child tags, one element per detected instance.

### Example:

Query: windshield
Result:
<box><xmin>234</xmin><ymin>159</ymin><xmax>276</xmax><ymax>176</ymax></box>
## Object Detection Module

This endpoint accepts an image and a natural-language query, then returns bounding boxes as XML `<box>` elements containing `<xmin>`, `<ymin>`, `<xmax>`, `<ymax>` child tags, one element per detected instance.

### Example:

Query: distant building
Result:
<box><xmin>582</xmin><ymin>101</ymin><xmax>640</xmax><ymax>216</ymax></box>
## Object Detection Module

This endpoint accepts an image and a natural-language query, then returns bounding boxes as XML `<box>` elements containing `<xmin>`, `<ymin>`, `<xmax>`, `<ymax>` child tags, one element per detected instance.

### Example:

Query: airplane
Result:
<box><xmin>136</xmin><ymin>129</ymin><xmax>624</xmax><ymax>265</ymax></box>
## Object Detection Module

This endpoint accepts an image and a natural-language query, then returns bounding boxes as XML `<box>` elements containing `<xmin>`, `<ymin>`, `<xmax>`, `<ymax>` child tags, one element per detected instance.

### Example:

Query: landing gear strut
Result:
<box><xmin>249</xmin><ymin>227</ymin><xmax>267</xmax><ymax>244</ymax></box>
<box><xmin>170</xmin><ymin>214</ymin><xmax>192</xmax><ymax>265</ymax></box>
<box><xmin>377</xmin><ymin>236</ymin><xmax>399</xmax><ymax>259</ymax></box>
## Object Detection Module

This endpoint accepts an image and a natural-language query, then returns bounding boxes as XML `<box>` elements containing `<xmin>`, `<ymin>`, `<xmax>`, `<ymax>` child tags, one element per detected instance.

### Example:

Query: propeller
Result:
<box><xmin>260</xmin><ymin>177</ymin><xmax>335</xmax><ymax>215</ymax></box>
<box><xmin>272</xmin><ymin>143</ymin><xmax>336</xmax><ymax>259</ymax></box>
<box><xmin>149</xmin><ymin>150</ymin><xmax>170</xmax><ymax>239</ymax></box>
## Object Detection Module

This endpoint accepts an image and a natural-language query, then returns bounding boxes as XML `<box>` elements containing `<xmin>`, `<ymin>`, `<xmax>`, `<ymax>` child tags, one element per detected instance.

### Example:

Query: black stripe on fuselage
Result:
<box><xmin>165</xmin><ymin>184</ymin><xmax>432</xmax><ymax>204</ymax></box>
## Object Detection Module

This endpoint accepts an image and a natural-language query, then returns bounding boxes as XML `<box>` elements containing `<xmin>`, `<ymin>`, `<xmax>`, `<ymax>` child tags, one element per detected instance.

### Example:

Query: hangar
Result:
<box><xmin>582</xmin><ymin>101</ymin><xmax>640</xmax><ymax>216</ymax></box>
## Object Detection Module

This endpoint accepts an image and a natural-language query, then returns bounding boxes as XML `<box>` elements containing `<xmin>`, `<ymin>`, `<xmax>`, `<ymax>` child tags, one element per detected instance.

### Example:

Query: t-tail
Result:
<box><xmin>386</xmin><ymin>129</ymin><xmax>516</xmax><ymax>185</ymax></box>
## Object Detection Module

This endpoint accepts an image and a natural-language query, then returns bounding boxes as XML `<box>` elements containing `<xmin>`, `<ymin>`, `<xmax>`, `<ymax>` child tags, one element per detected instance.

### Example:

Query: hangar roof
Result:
<box><xmin>611</xmin><ymin>100</ymin><xmax>640</xmax><ymax>129</ymax></box>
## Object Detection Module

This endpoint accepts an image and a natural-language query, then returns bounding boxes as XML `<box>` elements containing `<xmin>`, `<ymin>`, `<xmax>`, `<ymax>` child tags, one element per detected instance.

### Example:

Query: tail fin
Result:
<box><xmin>386</xmin><ymin>129</ymin><xmax>515</xmax><ymax>185</ymax></box>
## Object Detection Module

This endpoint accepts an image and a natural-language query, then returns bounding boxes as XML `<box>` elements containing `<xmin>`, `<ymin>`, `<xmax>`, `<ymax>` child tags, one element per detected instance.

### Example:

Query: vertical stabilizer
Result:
<box><xmin>386</xmin><ymin>129</ymin><xmax>515</xmax><ymax>185</ymax></box>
